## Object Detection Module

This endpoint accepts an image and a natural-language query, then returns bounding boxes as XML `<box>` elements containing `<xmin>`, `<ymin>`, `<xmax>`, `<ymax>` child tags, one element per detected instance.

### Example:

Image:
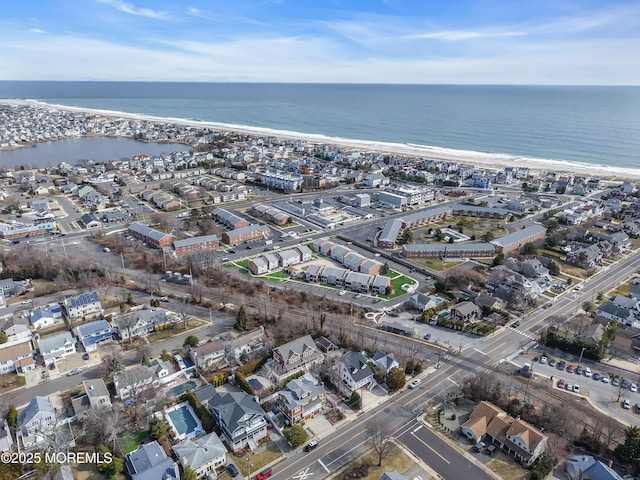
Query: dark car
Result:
<box><xmin>226</xmin><ymin>464</ymin><xmax>240</xmax><ymax>478</ymax></box>
<box><xmin>557</xmin><ymin>361</ymin><xmax>566</xmax><ymax>370</ymax></box>
<box><xmin>303</xmin><ymin>439</ymin><xmax>318</xmax><ymax>452</ymax></box>
<box><xmin>256</xmin><ymin>469</ymin><xmax>272</xmax><ymax>480</ymax></box>
<box><xmin>511</xmin><ymin>321</ymin><xmax>520</xmax><ymax>328</ymax></box>
<box><xmin>82</xmin><ymin>353</ymin><xmax>90</xmax><ymax>360</ymax></box>
<box><xmin>229</xmin><ymin>249</ymin><xmax>237</xmax><ymax>254</ymax></box>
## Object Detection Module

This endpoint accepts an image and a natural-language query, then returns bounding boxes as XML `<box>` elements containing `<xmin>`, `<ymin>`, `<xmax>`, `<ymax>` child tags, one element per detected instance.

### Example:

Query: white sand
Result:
<box><xmin>3</xmin><ymin>98</ymin><xmax>639</xmax><ymax>181</ymax></box>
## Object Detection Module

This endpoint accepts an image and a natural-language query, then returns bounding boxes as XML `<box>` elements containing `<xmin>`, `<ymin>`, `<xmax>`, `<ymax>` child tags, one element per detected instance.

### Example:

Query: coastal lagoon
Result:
<box><xmin>0</xmin><ymin>136</ymin><xmax>191</xmax><ymax>168</ymax></box>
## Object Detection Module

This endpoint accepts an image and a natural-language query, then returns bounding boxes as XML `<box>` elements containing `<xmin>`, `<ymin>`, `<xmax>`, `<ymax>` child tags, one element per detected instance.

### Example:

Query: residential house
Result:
<box><xmin>566</xmin><ymin>244</ymin><xmax>603</xmax><ymax>269</ymax></box>
<box><xmin>221</xmin><ymin>224</ymin><xmax>271</xmax><ymax>246</ymax></box>
<box><xmin>30</xmin><ymin>304</ymin><xmax>64</xmax><ymax>329</ymax></box>
<box><xmin>372</xmin><ymin>351</ymin><xmax>400</xmax><ymax>375</ymax></box>
<box><xmin>380</xmin><ymin>472</ymin><xmax>407</xmax><ymax>480</ymax></box>
<box><xmin>151</xmin><ymin>358</ymin><xmax>174</xmax><ymax>384</ymax></box>
<box><xmin>38</xmin><ymin>331</ymin><xmax>76</xmax><ymax>366</ymax></box>
<box><xmin>226</xmin><ymin>327</ymin><xmax>266</xmax><ymax>362</ymax></box>
<box><xmin>71</xmin><ymin>379</ymin><xmax>112</xmax><ymax>416</ymax></box>
<box><xmin>450</xmin><ymin>301</ymin><xmax>482</xmax><ymax>323</ymax></box>
<box><xmin>275</xmin><ymin>373</ymin><xmax>327</xmax><ymax>426</ymax></box>
<box><xmin>112</xmin><ymin>308</ymin><xmax>173</xmax><ymax>341</ymax></box>
<box><xmin>565</xmin><ymin>455</ymin><xmax>623</xmax><ymax>480</ymax></box>
<box><xmin>189</xmin><ymin>339</ymin><xmax>226</xmax><ymax>371</ymax></box>
<box><xmin>248</xmin><ymin>257</ymin><xmax>269</xmax><ymax>275</ymax></box>
<box><xmin>335</xmin><ymin>351</ymin><xmax>375</xmax><ymax>395</ymax></box>
<box><xmin>209</xmin><ymin>390</ymin><xmax>269</xmax><ymax>452</ymax></box>
<box><xmin>17</xmin><ymin>396</ymin><xmax>56</xmax><ymax>449</ymax></box>
<box><xmin>473</xmin><ymin>294</ymin><xmax>506</xmax><ymax>312</ymax></box>
<box><xmin>269</xmin><ymin>335</ymin><xmax>324</xmax><ymax>381</ymax></box>
<box><xmin>173</xmin><ymin>234</ymin><xmax>219</xmax><ymax>256</ymax></box>
<box><xmin>113</xmin><ymin>365</ymin><xmax>159</xmax><ymax>399</ymax></box>
<box><xmin>172</xmin><ymin>433</ymin><xmax>227</xmax><ymax>479</ymax></box>
<box><xmin>76</xmin><ymin>320</ymin><xmax>113</xmax><ymax>352</ymax></box>
<box><xmin>125</xmin><ymin>441</ymin><xmax>179</xmax><ymax>480</ymax></box>
<box><xmin>0</xmin><ymin>420</ymin><xmax>13</xmax><ymax>453</ymax></box>
<box><xmin>410</xmin><ymin>292</ymin><xmax>443</xmax><ymax>312</ymax></box>
<box><xmin>63</xmin><ymin>291</ymin><xmax>103</xmax><ymax>320</ymax></box>
<box><xmin>0</xmin><ymin>341</ymin><xmax>33</xmax><ymax>374</ymax></box>
<box><xmin>127</xmin><ymin>222</ymin><xmax>175</xmax><ymax>249</ymax></box>
<box><xmin>489</xmin><ymin>224</ymin><xmax>546</xmax><ymax>254</ymax></box>
<box><xmin>461</xmin><ymin>401</ymin><xmax>547</xmax><ymax>466</ymax></box>
<box><xmin>79</xmin><ymin>213</ymin><xmax>101</xmax><ymax>229</ymax></box>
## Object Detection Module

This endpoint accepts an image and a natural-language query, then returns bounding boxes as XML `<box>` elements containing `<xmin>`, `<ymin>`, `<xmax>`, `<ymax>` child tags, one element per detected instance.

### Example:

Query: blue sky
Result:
<box><xmin>1</xmin><ymin>0</ymin><xmax>639</xmax><ymax>84</ymax></box>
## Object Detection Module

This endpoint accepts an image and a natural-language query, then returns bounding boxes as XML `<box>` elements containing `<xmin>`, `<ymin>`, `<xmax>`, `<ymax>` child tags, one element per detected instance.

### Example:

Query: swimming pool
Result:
<box><xmin>166</xmin><ymin>402</ymin><xmax>202</xmax><ymax>439</ymax></box>
<box><xmin>170</xmin><ymin>380</ymin><xmax>197</xmax><ymax>396</ymax></box>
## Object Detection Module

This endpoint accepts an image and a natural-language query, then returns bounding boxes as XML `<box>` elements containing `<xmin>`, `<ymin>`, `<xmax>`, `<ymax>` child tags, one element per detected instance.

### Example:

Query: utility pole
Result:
<box><xmin>577</xmin><ymin>347</ymin><xmax>586</xmax><ymax>369</ymax></box>
<box><xmin>120</xmin><ymin>253</ymin><xmax>127</xmax><ymax>284</ymax></box>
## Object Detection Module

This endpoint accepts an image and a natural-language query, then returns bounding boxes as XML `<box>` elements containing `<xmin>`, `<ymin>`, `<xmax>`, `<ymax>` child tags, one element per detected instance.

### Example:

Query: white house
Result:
<box><xmin>29</xmin><ymin>304</ymin><xmax>64</xmax><ymax>329</ymax></box>
<box><xmin>335</xmin><ymin>351</ymin><xmax>375</xmax><ymax>394</ymax></box>
<box><xmin>38</xmin><ymin>331</ymin><xmax>76</xmax><ymax>366</ymax></box>
<box><xmin>172</xmin><ymin>433</ymin><xmax>227</xmax><ymax>479</ymax></box>
<box><xmin>63</xmin><ymin>291</ymin><xmax>103</xmax><ymax>320</ymax></box>
<box><xmin>17</xmin><ymin>396</ymin><xmax>56</xmax><ymax>449</ymax></box>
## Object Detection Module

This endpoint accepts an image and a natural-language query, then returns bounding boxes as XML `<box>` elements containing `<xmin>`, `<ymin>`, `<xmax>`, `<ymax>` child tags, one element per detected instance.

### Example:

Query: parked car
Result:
<box><xmin>575</xmin><ymin>366</ymin><xmax>583</xmax><ymax>375</ymax></box>
<box><xmin>557</xmin><ymin>379</ymin><xmax>566</xmax><ymax>389</ymax></box>
<box><xmin>567</xmin><ymin>364</ymin><xmax>575</xmax><ymax>373</ymax></box>
<box><xmin>423</xmin><ymin>333</ymin><xmax>432</xmax><ymax>340</ymax></box>
<box><xmin>593</xmin><ymin>373</ymin><xmax>601</xmax><ymax>381</ymax></box>
<box><xmin>510</xmin><ymin>321</ymin><xmax>520</xmax><ymax>328</ymax></box>
<box><xmin>612</xmin><ymin>377</ymin><xmax>620</xmax><ymax>387</ymax></box>
<box><xmin>66</xmin><ymin>368</ymin><xmax>81</xmax><ymax>376</ymax></box>
<box><xmin>631</xmin><ymin>383</ymin><xmax>638</xmax><ymax>393</ymax></box>
<box><xmin>622</xmin><ymin>379</ymin><xmax>630</xmax><ymax>389</ymax></box>
<box><xmin>623</xmin><ymin>399</ymin><xmax>631</xmax><ymax>410</ymax></box>
<box><xmin>408</xmin><ymin>379</ymin><xmax>421</xmax><ymax>389</ymax></box>
<box><xmin>226</xmin><ymin>464</ymin><xmax>240</xmax><ymax>478</ymax></box>
<box><xmin>256</xmin><ymin>469</ymin><xmax>272</xmax><ymax>480</ymax></box>
<box><xmin>566</xmin><ymin>383</ymin><xmax>573</xmax><ymax>391</ymax></box>
<box><xmin>303</xmin><ymin>439</ymin><xmax>318</xmax><ymax>452</ymax></box>
<box><xmin>635</xmin><ymin>403</ymin><xmax>640</xmax><ymax>414</ymax></box>
<box><xmin>82</xmin><ymin>353</ymin><xmax>90</xmax><ymax>360</ymax></box>
<box><xmin>473</xmin><ymin>442</ymin><xmax>486</xmax><ymax>453</ymax></box>
<box><xmin>557</xmin><ymin>361</ymin><xmax>566</xmax><ymax>370</ymax></box>
<box><xmin>548</xmin><ymin>359</ymin><xmax>557</xmax><ymax>367</ymax></box>
<box><xmin>573</xmin><ymin>384</ymin><xmax>581</xmax><ymax>393</ymax></box>
<box><xmin>584</xmin><ymin>367</ymin><xmax>591</xmax><ymax>377</ymax></box>
<box><xmin>160</xmin><ymin>296</ymin><xmax>169</xmax><ymax>302</ymax></box>
<box><xmin>540</xmin><ymin>356</ymin><xmax>547</xmax><ymax>364</ymax></box>
<box><xmin>484</xmin><ymin>445</ymin><xmax>497</xmax><ymax>456</ymax></box>
<box><xmin>602</xmin><ymin>374</ymin><xmax>610</xmax><ymax>383</ymax></box>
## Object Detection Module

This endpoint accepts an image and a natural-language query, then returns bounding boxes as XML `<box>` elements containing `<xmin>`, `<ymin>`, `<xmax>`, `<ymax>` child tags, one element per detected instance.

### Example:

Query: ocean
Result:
<box><xmin>1</xmin><ymin>81</ymin><xmax>639</xmax><ymax>173</ymax></box>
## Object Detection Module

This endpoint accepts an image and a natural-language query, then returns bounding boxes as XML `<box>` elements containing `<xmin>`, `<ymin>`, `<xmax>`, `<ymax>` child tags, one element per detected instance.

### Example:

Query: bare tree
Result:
<box><xmin>117</xmin><ymin>312</ymin><xmax>140</xmax><ymax>344</ymax></box>
<box><xmin>367</xmin><ymin>419</ymin><xmax>396</xmax><ymax>467</ymax></box>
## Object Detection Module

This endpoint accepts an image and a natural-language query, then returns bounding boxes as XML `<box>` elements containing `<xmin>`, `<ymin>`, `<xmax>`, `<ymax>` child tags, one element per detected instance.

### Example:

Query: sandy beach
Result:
<box><xmin>3</xmin><ymin>98</ymin><xmax>640</xmax><ymax>181</ymax></box>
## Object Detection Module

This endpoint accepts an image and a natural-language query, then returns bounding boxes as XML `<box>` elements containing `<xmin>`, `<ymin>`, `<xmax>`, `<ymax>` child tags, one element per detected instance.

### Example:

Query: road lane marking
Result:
<box><xmin>411</xmin><ymin>432</ymin><xmax>451</xmax><ymax>464</ymax></box>
<box><xmin>317</xmin><ymin>460</ymin><xmax>329</xmax><ymax>473</ymax></box>
<box><xmin>485</xmin><ymin>341</ymin><xmax>507</xmax><ymax>356</ymax></box>
<box><xmin>413</xmin><ymin>425</ymin><xmax>423</xmax><ymax>433</ymax></box>
<box><xmin>473</xmin><ymin>348</ymin><xmax>486</xmax><ymax>355</ymax></box>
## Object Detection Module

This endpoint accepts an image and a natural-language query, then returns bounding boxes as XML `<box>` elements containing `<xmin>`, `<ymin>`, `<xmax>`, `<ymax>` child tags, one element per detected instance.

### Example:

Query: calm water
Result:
<box><xmin>0</xmin><ymin>136</ymin><xmax>190</xmax><ymax>168</ymax></box>
<box><xmin>1</xmin><ymin>81</ymin><xmax>639</xmax><ymax>171</ymax></box>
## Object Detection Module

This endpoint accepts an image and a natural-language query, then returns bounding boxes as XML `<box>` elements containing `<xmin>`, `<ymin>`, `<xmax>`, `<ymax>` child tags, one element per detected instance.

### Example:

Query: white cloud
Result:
<box><xmin>405</xmin><ymin>30</ymin><xmax>524</xmax><ymax>41</ymax></box>
<box><xmin>96</xmin><ymin>0</ymin><xmax>172</xmax><ymax>20</ymax></box>
<box><xmin>28</xmin><ymin>28</ymin><xmax>46</xmax><ymax>34</ymax></box>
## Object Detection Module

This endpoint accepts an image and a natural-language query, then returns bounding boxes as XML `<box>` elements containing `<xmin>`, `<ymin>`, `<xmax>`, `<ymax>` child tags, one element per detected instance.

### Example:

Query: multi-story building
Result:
<box><xmin>63</xmin><ymin>291</ymin><xmax>103</xmax><ymax>320</ymax></box>
<box><xmin>275</xmin><ymin>374</ymin><xmax>327</xmax><ymax>426</ymax></box>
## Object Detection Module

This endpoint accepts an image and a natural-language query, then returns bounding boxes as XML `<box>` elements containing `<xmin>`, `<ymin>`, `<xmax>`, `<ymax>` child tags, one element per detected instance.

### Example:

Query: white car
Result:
<box><xmin>66</xmin><ymin>368</ymin><xmax>81</xmax><ymax>376</ymax></box>
<box><xmin>623</xmin><ymin>399</ymin><xmax>631</xmax><ymax>410</ymax></box>
<box><xmin>584</xmin><ymin>367</ymin><xmax>591</xmax><ymax>377</ymax></box>
<box><xmin>408</xmin><ymin>379</ymin><xmax>421</xmax><ymax>389</ymax></box>
<box><xmin>631</xmin><ymin>383</ymin><xmax>638</xmax><ymax>393</ymax></box>
<box><xmin>338</xmin><ymin>290</ymin><xmax>346</xmax><ymax>296</ymax></box>
<box><xmin>573</xmin><ymin>384</ymin><xmax>581</xmax><ymax>393</ymax></box>
<box><xmin>540</xmin><ymin>356</ymin><xmax>547</xmax><ymax>364</ymax></box>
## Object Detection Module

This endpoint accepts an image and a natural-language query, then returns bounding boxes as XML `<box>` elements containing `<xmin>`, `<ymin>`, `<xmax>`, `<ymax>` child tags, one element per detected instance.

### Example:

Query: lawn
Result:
<box><xmin>0</xmin><ymin>374</ymin><xmax>26</xmax><ymax>394</ymax></box>
<box><xmin>121</xmin><ymin>430</ymin><xmax>150</xmax><ymax>454</ymax></box>
<box><xmin>263</xmin><ymin>271</ymin><xmax>289</xmax><ymax>279</ymax></box>
<box><xmin>608</xmin><ymin>283</ymin><xmax>630</xmax><ymax>297</ymax></box>
<box><xmin>73</xmin><ymin>463</ymin><xmax>107</xmax><ymax>480</ymax></box>
<box><xmin>413</xmin><ymin>257</ymin><xmax>466</xmax><ymax>271</ymax></box>
<box><xmin>340</xmin><ymin>445</ymin><xmax>414</xmax><ymax>480</ymax></box>
<box><xmin>235</xmin><ymin>444</ymin><xmax>283</xmax><ymax>476</ymax></box>
<box><xmin>486</xmin><ymin>458</ymin><xmax>528</xmax><ymax>480</ymax></box>
<box><xmin>148</xmin><ymin>319</ymin><xmax>204</xmax><ymax>343</ymax></box>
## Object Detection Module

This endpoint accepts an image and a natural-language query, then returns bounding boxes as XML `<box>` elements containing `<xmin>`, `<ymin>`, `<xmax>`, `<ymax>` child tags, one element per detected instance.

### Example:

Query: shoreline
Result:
<box><xmin>2</xmin><ymin>98</ymin><xmax>639</xmax><ymax>181</ymax></box>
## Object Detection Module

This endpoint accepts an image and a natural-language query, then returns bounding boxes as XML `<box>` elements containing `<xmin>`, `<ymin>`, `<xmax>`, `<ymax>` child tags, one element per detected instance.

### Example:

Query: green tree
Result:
<box><xmin>183</xmin><ymin>335</ymin><xmax>199</xmax><ymax>348</ymax></box>
<box><xmin>6</xmin><ymin>405</ymin><xmax>17</xmax><ymax>427</ymax></box>
<box><xmin>520</xmin><ymin>242</ymin><xmax>538</xmax><ymax>256</ymax></box>
<box><xmin>548</xmin><ymin>260</ymin><xmax>560</xmax><ymax>276</ymax></box>
<box><xmin>349</xmin><ymin>390</ymin><xmax>362</xmax><ymax>410</ymax></box>
<box><xmin>107</xmin><ymin>356</ymin><xmax>124</xmax><ymax>374</ymax></box>
<box><xmin>492</xmin><ymin>253</ymin><xmax>505</xmax><ymax>266</ymax></box>
<box><xmin>235</xmin><ymin>305</ymin><xmax>248</xmax><ymax>331</ymax></box>
<box><xmin>582</xmin><ymin>302</ymin><xmax>596</xmax><ymax>315</ymax></box>
<box><xmin>597</xmin><ymin>291</ymin><xmax>605</xmax><ymax>302</ymax></box>
<box><xmin>160</xmin><ymin>349</ymin><xmax>172</xmax><ymax>362</ymax></box>
<box><xmin>616</xmin><ymin>425</ymin><xmax>640</xmax><ymax>468</ymax></box>
<box><xmin>480</xmin><ymin>231</ymin><xmax>495</xmax><ymax>242</ymax></box>
<box><xmin>283</xmin><ymin>424</ymin><xmax>308</xmax><ymax>448</ymax></box>
<box><xmin>150</xmin><ymin>418</ymin><xmax>168</xmax><ymax>439</ymax></box>
<box><xmin>96</xmin><ymin>444</ymin><xmax>113</xmax><ymax>473</ymax></box>
<box><xmin>0</xmin><ymin>332</ymin><xmax>7</xmax><ymax>344</ymax></box>
<box><xmin>386</xmin><ymin>367</ymin><xmax>406</xmax><ymax>392</ymax></box>
<box><xmin>108</xmin><ymin>456</ymin><xmax>124</xmax><ymax>478</ymax></box>
<box><xmin>399</xmin><ymin>229</ymin><xmax>414</xmax><ymax>245</ymax></box>
<box><xmin>183</xmin><ymin>467</ymin><xmax>198</xmax><ymax>480</ymax></box>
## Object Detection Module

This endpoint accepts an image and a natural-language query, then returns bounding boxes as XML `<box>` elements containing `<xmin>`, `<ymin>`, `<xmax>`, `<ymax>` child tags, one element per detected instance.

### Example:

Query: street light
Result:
<box><xmin>577</xmin><ymin>347</ymin><xmax>586</xmax><ymax>369</ymax></box>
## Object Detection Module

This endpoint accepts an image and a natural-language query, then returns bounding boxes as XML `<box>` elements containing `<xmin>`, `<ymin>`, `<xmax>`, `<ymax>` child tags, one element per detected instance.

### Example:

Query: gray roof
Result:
<box><xmin>194</xmin><ymin>385</ymin><xmax>217</xmax><ymax>408</ymax></box>
<box><xmin>341</xmin><ymin>352</ymin><xmax>373</xmax><ymax>383</ymax></box>
<box><xmin>230</xmin><ymin>224</ymin><xmax>270</xmax><ymax>237</ymax></box>
<box><xmin>128</xmin><ymin>222</ymin><xmax>171</xmax><ymax>242</ymax></box>
<box><xmin>379</xmin><ymin>219</ymin><xmax>404</xmax><ymax>244</ymax></box>
<box><xmin>277</xmin><ymin>375</ymin><xmax>326</xmax><ymax>411</ymax></box>
<box><xmin>402</xmin><ymin>243</ymin><xmax>496</xmax><ymax>254</ymax></box>
<box><xmin>125</xmin><ymin>441</ymin><xmax>178</xmax><ymax>480</ymax></box>
<box><xmin>490</xmin><ymin>224</ymin><xmax>546</xmax><ymax>248</ymax></box>
<box><xmin>173</xmin><ymin>234</ymin><xmax>218</xmax><ymax>249</ymax></box>
<box><xmin>209</xmin><ymin>390</ymin><xmax>266</xmax><ymax>433</ymax></box>
<box><xmin>38</xmin><ymin>331</ymin><xmax>75</xmax><ymax>357</ymax></box>
<box><xmin>344</xmin><ymin>271</ymin><xmax>372</xmax><ymax>285</ymax></box>
<box><xmin>83</xmin><ymin>379</ymin><xmax>110</xmax><ymax>400</ymax></box>
<box><xmin>77</xmin><ymin>320</ymin><xmax>111</xmax><ymax>338</ymax></box>
<box><xmin>172</xmin><ymin>433</ymin><xmax>226</xmax><ymax>471</ymax></box>
<box><xmin>274</xmin><ymin>335</ymin><xmax>317</xmax><ymax>362</ymax></box>
<box><xmin>597</xmin><ymin>302</ymin><xmax>632</xmax><ymax>320</ymax></box>
<box><xmin>380</xmin><ymin>472</ymin><xmax>407</xmax><ymax>480</ymax></box>
<box><xmin>212</xmin><ymin>207</ymin><xmax>246</xmax><ymax>226</ymax></box>
<box><xmin>402</xmin><ymin>205</ymin><xmax>452</xmax><ymax>224</ymax></box>
<box><xmin>18</xmin><ymin>396</ymin><xmax>55</xmax><ymax>427</ymax></box>
<box><xmin>79</xmin><ymin>213</ymin><xmax>100</xmax><ymax>225</ymax></box>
